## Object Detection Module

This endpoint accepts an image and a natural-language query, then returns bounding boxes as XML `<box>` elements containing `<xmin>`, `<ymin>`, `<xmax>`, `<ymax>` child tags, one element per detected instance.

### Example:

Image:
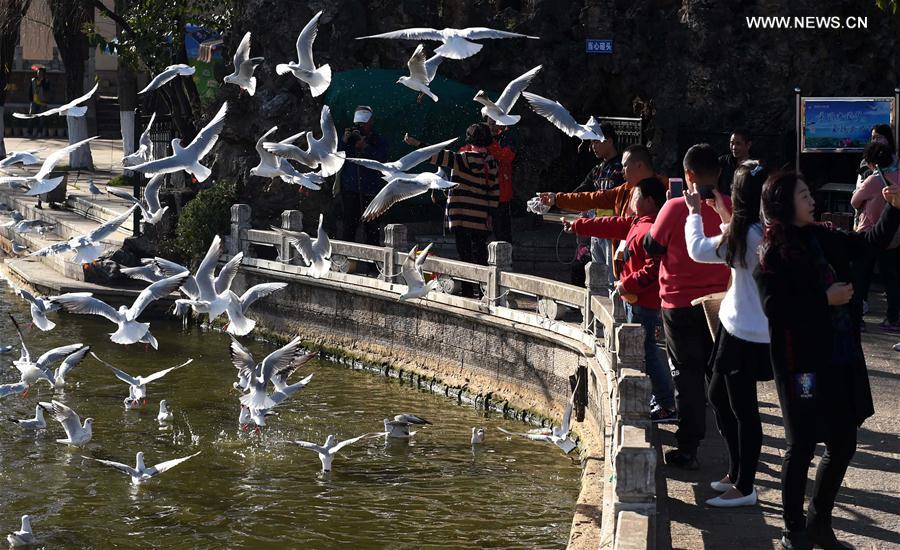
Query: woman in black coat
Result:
<box><xmin>755</xmin><ymin>173</ymin><xmax>900</xmax><ymax>550</ymax></box>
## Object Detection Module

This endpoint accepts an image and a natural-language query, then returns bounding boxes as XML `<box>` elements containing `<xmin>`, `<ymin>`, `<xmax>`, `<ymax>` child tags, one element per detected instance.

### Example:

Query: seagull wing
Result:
<box><xmin>407</xmin><ymin>44</ymin><xmax>429</xmax><ymax>83</ymax></box>
<box><xmin>14</xmin><ymin>287</ymin><xmax>43</xmax><ymax>312</ymax></box>
<box><xmin>147</xmin><ymin>451</ymin><xmax>201</xmax><ymax>476</ymax></box>
<box><xmin>271</xmin><ymin>352</ymin><xmax>316</xmax><ymax>385</ymax></box>
<box><xmin>393</xmin><ymin>137</ymin><xmax>458</xmax><ymax>171</ymax></box>
<box><xmin>51</xmin><ymin>295</ymin><xmax>121</xmax><ymax>324</ymax></box>
<box><xmin>424</xmin><ymin>54</ymin><xmax>444</xmax><ymax>82</ymax></box>
<box><xmin>342</xmin><ymin>156</ymin><xmax>391</xmax><ymax>175</ymax></box>
<box><xmin>58</xmin><ymin>81</ymin><xmax>99</xmax><ymax>112</ymax></box>
<box><xmin>318</xmin><ymin>105</ymin><xmax>339</xmax><ymax>153</ymax></box>
<box><xmin>184</xmin><ymin>102</ymin><xmax>228</xmax><ymax>160</ymax></box>
<box><xmin>35</xmin><ymin>343</ymin><xmax>84</xmax><ymax>370</ymax></box>
<box><xmin>35</xmin><ymin>137</ymin><xmax>99</xmax><ymax>180</ymax></box>
<box><xmin>458</xmin><ymin>27</ymin><xmax>539</xmax><ymax>40</ymax></box>
<box><xmin>50</xmin><ymin>401</ymin><xmax>83</xmax><ymax>439</ymax></box>
<box><xmin>30</xmin><ymin>240</ymin><xmax>73</xmax><ymax>257</ymax></box>
<box><xmin>263</xmin><ymin>142</ymin><xmax>314</xmax><ymax>165</ymax></box>
<box><xmin>8</xmin><ymin>314</ymin><xmax>29</xmax><ymax>361</ymax></box>
<box><xmin>139</xmin><ymin>112</ymin><xmax>157</xmax><ymax>148</ymax></box>
<box><xmin>312</xmin><ymin>214</ymin><xmax>331</xmax><ymax>259</ymax></box>
<box><xmin>106</xmin><ymin>187</ymin><xmax>139</xmax><ymax>204</ymax></box>
<box><xmin>495</xmin><ymin>65</ymin><xmax>542</xmax><ymax>113</ymax></box>
<box><xmin>229</xmin><ymin>335</ymin><xmax>256</xmax><ymax>373</ymax></box>
<box><xmin>232</xmin><ymin>31</ymin><xmax>251</xmax><ymax>71</ymax></box>
<box><xmin>0</xmin><ymin>382</ymin><xmax>27</xmax><ymax>398</ymax></box>
<box><xmin>559</xmin><ymin>375</ymin><xmax>580</xmax><ymax>437</ymax></box>
<box><xmin>415</xmin><ymin>242</ymin><xmax>433</xmax><ymax>272</ymax></box>
<box><xmin>127</xmin><ymin>153</ymin><xmax>186</xmax><ymax>175</ymax></box>
<box><xmin>521</xmin><ymin>92</ymin><xmax>584</xmax><ymax>138</ymax></box>
<box><xmin>239</xmin><ymin>282</ymin><xmax>287</xmax><ymax>313</ymax></box>
<box><xmin>497</xmin><ymin>426</ymin><xmax>550</xmax><ymax>442</ymax></box>
<box><xmin>362</xmin><ymin>179</ymin><xmax>430</xmax><ymax>221</ymax></box>
<box><xmin>126</xmin><ymin>271</ymin><xmax>189</xmax><ymax>321</ymax></box>
<box><xmin>214</xmin><ymin>251</ymin><xmax>243</xmax><ymax>295</ymax></box>
<box><xmin>143</xmin><ymin>174</ymin><xmax>165</xmax><ymax>212</ymax></box>
<box><xmin>138</xmin><ymin>358</ymin><xmax>193</xmax><ymax>385</ymax></box>
<box><xmin>138</xmin><ymin>66</ymin><xmax>178</xmax><ymax>94</ymax></box>
<box><xmin>356</xmin><ymin>28</ymin><xmax>443</xmax><ymax>41</ymax></box>
<box><xmin>195</xmin><ymin>235</ymin><xmax>224</xmax><ymax>297</ymax></box>
<box><xmin>259</xmin><ymin>336</ymin><xmax>306</xmax><ymax>386</ymax></box>
<box><xmin>88</xmin><ymin>205</ymin><xmax>137</xmax><ymax>242</ymax></box>
<box><xmin>91</xmin><ymin>352</ymin><xmax>140</xmax><ymax>386</ymax></box>
<box><xmin>330</xmin><ymin>432</ymin><xmax>379</xmax><ymax>454</ymax></box>
<box><xmin>55</xmin><ymin>345</ymin><xmax>90</xmax><ymax>382</ymax></box>
<box><xmin>295</xmin><ymin>10</ymin><xmax>323</xmax><ymax>71</ymax></box>
<box><xmin>292</xmin><ymin>440</ymin><xmax>327</xmax><ymax>455</ymax></box>
<box><xmin>278</xmin><ymin>228</ymin><xmax>315</xmax><ymax>265</ymax></box>
<box><xmin>254</xmin><ymin>126</ymin><xmax>279</xmax><ymax>166</ymax></box>
<box><xmin>85</xmin><ymin>456</ymin><xmax>139</xmax><ymax>478</ymax></box>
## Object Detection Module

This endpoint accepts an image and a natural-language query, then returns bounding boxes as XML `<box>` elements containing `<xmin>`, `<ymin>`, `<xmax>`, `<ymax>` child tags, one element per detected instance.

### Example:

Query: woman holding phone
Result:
<box><xmin>755</xmin><ymin>173</ymin><xmax>900</xmax><ymax>550</ymax></box>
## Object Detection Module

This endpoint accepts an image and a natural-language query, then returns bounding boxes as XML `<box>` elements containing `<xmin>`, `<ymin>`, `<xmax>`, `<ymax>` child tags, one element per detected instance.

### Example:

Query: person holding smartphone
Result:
<box><xmin>643</xmin><ymin>143</ymin><xmax>732</xmax><ymax>469</ymax></box>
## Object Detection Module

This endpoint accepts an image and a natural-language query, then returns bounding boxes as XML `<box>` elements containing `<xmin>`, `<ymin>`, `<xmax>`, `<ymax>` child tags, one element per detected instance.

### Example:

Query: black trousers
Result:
<box><xmin>492</xmin><ymin>202</ymin><xmax>512</xmax><ymax>243</ymax></box>
<box><xmin>662</xmin><ymin>305</ymin><xmax>714</xmax><ymax>454</ymax></box>
<box><xmin>708</xmin><ymin>340</ymin><xmax>763</xmax><ymax>495</ymax></box>
<box><xmin>453</xmin><ymin>227</ymin><xmax>488</xmax><ymax>297</ymax></box>
<box><xmin>339</xmin><ymin>192</ymin><xmax>380</xmax><ymax>245</ymax></box>
<box><xmin>782</xmin><ymin>424</ymin><xmax>857</xmax><ymax>531</ymax></box>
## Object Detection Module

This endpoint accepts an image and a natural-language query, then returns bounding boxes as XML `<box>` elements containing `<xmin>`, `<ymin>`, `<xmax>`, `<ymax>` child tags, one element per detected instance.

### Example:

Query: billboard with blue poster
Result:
<box><xmin>801</xmin><ymin>97</ymin><xmax>895</xmax><ymax>152</ymax></box>
<box><xmin>184</xmin><ymin>24</ymin><xmax>224</xmax><ymax>103</ymax></box>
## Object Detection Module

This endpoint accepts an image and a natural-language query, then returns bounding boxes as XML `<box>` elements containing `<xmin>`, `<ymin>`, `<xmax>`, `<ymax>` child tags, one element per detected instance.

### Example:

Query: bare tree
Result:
<box><xmin>0</xmin><ymin>0</ymin><xmax>34</xmax><ymax>157</ymax></box>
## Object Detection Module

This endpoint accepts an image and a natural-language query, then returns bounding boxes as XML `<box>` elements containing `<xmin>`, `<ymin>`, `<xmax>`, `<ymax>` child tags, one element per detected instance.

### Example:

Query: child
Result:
<box><xmin>564</xmin><ymin>177</ymin><xmax>675</xmax><ymax>422</ymax></box>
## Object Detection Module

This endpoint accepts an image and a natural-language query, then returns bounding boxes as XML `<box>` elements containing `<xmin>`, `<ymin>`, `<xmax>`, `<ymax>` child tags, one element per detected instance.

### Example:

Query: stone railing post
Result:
<box><xmin>229</xmin><ymin>203</ymin><xmax>251</xmax><ymax>257</ymax></box>
<box><xmin>279</xmin><ymin>210</ymin><xmax>303</xmax><ymax>264</ymax></box>
<box><xmin>613</xmin><ymin>424</ymin><xmax>656</xmax><ymax>515</ymax></box>
<box><xmin>382</xmin><ymin>224</ymin><xmax>407</xmax><ymax>281</ymax></box>
<box><xmin>487</xmin><ymin>241</ymin><xmax>512</xmax><ymax>307</ymax></box>
<box><xmin>583</xmin><ymin>261</ymin><xmax>608</xmax><ymax>331</ymax></box>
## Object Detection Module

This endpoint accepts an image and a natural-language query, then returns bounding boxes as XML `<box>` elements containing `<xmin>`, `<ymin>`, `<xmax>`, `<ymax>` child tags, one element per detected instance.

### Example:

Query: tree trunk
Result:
<box><xmin>0</xmin><ymin>105</ymin><xmax>5</xmax><ymax>158</ymax></box>
<box><xmin>50</xmin><ymin>0</ymin><xmax>94</xmax><ymax>169</ymax></box>
<box><xmin>0</xmin><ymin>0</ymin><xmax>34</xmax><ymax>157</ymax></box>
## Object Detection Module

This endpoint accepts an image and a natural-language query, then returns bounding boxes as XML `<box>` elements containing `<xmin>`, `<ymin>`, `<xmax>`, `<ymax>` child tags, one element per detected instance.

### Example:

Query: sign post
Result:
<box><xmin>585</xmin><ymin>39</ymin><xmax>614</xmax><ymax>54</ymax></box>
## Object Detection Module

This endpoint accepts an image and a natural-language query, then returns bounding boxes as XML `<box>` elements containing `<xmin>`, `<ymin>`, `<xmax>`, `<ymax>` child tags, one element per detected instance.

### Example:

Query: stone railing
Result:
<box><xmin>228</xmin><ymin>205</ymin><xmax>656</xmax><ymax>549</ymax></box>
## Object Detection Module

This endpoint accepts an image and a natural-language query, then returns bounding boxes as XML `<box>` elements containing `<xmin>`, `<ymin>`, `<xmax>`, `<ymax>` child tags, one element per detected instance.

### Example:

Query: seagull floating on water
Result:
<box><xmin>291</xmin><ymin>433</ymin><xmax>381</xmax><ymax>472</ymax></box>
<box><xmin>263</xmin><ymin>105</ymin><xmax>344</xmax><ymax>177</ymax></box>
<box><xmin>138</xmin><ymin>64</ymin><xmax>196</xmax><ymax>95</ymax></box>
<box><xmin>8</xmin><ymin>404</ymin><xmax>47</xmax><ymax>431</ymax></box>
<box><xmin>397</xmin><ymin>44</ymin><xmax>443</xmax><ymax>102</ymax></box>
<box><xmin>157</xmin><ymin>400</ymin><xmax>173</xmax><ymax>424</ymax></box>
<box><xmin>42</xmin><ymin>400</ymin><xmax>92</xmax><ymax>446</ymax></box>
<box><xmin>30</xmin><ymin>205</ymin><xmax>138</xmax><ymax>264</ymax></box>
<box><xmin>357</xmin><ymin>26</ymin><xmax>539</xmax><ymax>60</ymax></box>
<box><xmin>276</xmin><ymin>10</ymin><xmax>332</xmax><ymax>97</ymax></box>
<box><xmin>471</xmin><ymin>427</ymin><xmax>485</xmax><ymax>445</ymax></box>
<box><xmin>224</xmin><ymin>31</ymin><xmax>264</xmax><ymax>95</ymax></box>
<box><xmin>83</xmin><ymin>450</ymin><xmax>201</xmax><ymax>485</ymax></box>
<box><xmin>107</xmin><ymin>174</ymin><xmax>168</xmax><ymax>224</ymax></box>
<box><xmin>13</xmin><ymin>82</ymin><xmax>98</xmax><ymax>118</ymax></box>
<box><xmin>6</xmin><ymin>514</ymin><xmax>36</xmax><ymax>547</ymax></box>
<box><xmin>474</xmin><ymin>65</ymin><xmax>542</xmax><ymax>126</ymax></box>
<box><xmin>0</xmin><ymin>137</ymin><xmax>98</xmax><ymax>196</ymax></box>
<box><xmin>497</xmin><ymin>377</ymin><xmax>581</xmax><ymax>454</ymax></box>
<box><xmin>91</xmin><ymin>352</ymin><xmax>193</xmax><ymax>408</ymax></box>
<box><xmin>521</xmin><ymin>91</ymin><xmax>605</xmax><ymax>142</ymax></box>
<box><xmin>382</xmin><ymin>414</ymin><xmax>431</xmax><ymax>438</ymax></box>
<box><xmin>129</xmin><ymin>102</ymin><xmax>228</xmax><ymax>183</ymax></box>
<box><xmin>399</xmin><ymin>243</ymin><xmax>439</xmax><ymax>301</ymax></box>
<box><xmin>122</xmin><ymin>112</ymin><xmax>157</xmax><ymax>167</ymax></box>
<box><xmin>272</xmin><ymin>214</ymin><xmax>331</xmax><ymax>278</ymax></box>
<box><xmin>250</xmin><ymin>126</ymin><xmax>325</xmax><ymax>190</ymax></box>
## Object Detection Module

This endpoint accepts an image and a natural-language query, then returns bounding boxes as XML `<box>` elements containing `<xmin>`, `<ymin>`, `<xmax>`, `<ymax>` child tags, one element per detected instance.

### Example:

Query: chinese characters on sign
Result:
<box><xmin>585</xmin><ymin>39</ymin><xmax>614</xmax><ymax>54</ymax></box>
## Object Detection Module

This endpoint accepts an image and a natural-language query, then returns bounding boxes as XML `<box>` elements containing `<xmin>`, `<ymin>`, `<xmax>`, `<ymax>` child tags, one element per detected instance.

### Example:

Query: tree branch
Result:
<box><xmin>92</xmin><ymin>0</ymin><xmax>134</xmax><ymax>37</ymax></box>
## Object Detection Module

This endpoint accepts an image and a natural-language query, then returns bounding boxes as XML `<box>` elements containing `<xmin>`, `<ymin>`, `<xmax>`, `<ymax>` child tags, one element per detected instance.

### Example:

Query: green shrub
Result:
<box><xmin>166</xmin><ymin>180</ymin><xmax>236</xmax><ymax>265</ymax></box>
<box><xmin>107</xmin><ymin>174</ymin><xmax>139</xmax><ymax>187</ymax></box>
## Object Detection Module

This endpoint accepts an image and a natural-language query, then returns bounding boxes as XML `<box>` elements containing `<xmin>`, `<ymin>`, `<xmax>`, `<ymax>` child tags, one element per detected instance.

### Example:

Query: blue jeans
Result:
<box><xmin>590</xmin><ymin>237</ymin><xmax>616</xmax><ymax>287</ymax></box>
<box><xmin>626</xmin><ymin>302</ymin><xmax>675</xmax><ymax>410</ymax></box>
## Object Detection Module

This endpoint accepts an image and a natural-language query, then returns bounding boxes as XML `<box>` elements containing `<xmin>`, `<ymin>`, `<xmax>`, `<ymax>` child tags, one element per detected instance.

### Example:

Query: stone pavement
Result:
<box><xmin>657</xmin><ymin>287</ymin><xmax>900</xmax><ymax>549</ymax></box>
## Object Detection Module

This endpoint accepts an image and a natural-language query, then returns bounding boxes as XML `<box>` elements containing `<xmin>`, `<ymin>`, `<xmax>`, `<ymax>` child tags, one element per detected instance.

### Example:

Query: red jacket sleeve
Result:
<box><xmin>570</xmin><ymin>216</ymin><xmax>634</xmax><ymax>241</ymax></box>
<box><xmin>644</xmin><ymin>199</ymin><xmax>678</xmax><ymax>256</ymax></box>
<box><xmin>620</xmin><ymin>251</ymin><xmax>660</xmax><ymax>294</ymax></box>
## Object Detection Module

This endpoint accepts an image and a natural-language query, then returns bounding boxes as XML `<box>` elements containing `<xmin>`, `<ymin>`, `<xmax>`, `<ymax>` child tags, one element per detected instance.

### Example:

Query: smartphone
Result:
<box><xmin>699</xmin><ymin>185</ymin><xmax>716</xmax><ymax>200</ymax></box>
<box><xmin>669</xmin><ymin>178</ymin><xmax>684</xmax><ymax>198</ymax></box>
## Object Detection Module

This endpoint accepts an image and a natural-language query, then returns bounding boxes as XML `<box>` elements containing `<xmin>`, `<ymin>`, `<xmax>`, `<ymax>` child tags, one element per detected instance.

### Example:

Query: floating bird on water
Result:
<box><xmin>224</xmin><ymin>31</ymin><xmax>264</xmax><ymax>95</ymax></box>
<box><xmin>138</xmin><ymin>64</ymin><xmax>195</xmax><ymax>95</ymax></box>
<box><xmin>272</xmin><ymin>214</ymin><xmax>331</xmax><ymax>278</ymax></box>
<box><xmin>399</xmin><ymin>243</ymin><xmax>439</xmax><ymax>301</ymax></box>
<box><xmin>83</xmin><ymin>451</ymin><xmax>201</xmax><ymax>485</ymax></box>
<box><xmin>521</xmin><ymin>91</ymin><xmax>605</xmax><ymax>142</ymax></box>
<box><xmin>30</xmin><ymin>205</ymin><xmax>138</xmax><ymax>264</ymax></box>
<box><xmin>8</xmin><ymin>404</ymin><xmax>47</xmax><ymax>431</ymax></box>
<box><xmin>382</xmin><ymin>414</ymin><xmax>430</xmax><ymax>438</ymax></box>
<box><xmin>0</xmin><ymin>137</ymin><xmax>98</xmax><ymax>196</ymax></box>
<box><xmin>263</xmin><ymin>105</ymin><xmax>344</xmax><ymax>177</ymax></box>
<box><xmin>497</xmin><ymin>377</ymin><xmax>581</xmax><ymax>454</ymax></box>
<box><xmin>471</xmin><ymin>427</ymin><xmax>485</xmax><ymax>445</ymax></box>
<box><xmin>397</xmin><ymin>44</ymin><xmax>443</xmax><ymax>102</ymax></box>
<box><xmin>276</xmin><ymin>10</ymin><xmax>332</xmax><ymax>97</ymax></box>
<box><xmin>474</xmin><ymin>65</ymin><xmax>542</xmax><ymax>126</ymax></box>
<box><xmin>42</xmin><ymin>400</ymin><xmax>92</xmax><ymax>447</ymax></box>
<box><xmin>6</xmin><ymin>514</ymin><xmax>36</xmax><ymax>547</ymax></box>
<box><xmin>107</xmin><ymin>174</ymin><xmax>168</xmax><ymax>225</ymax></box>
<box><xmin>157</xmin><ymin>400</ymin><xmax>173</xmax><ymax>424</ymax></box>
<box><xmin>291</xmin><ymin>433</ymin><xmax>381</xmax><ymax>472</ymax></box>
<box><xmin>13</xmin><ymin>82</ymin><xmax>98</xmax><ymax>118</ymax></box>
<box><xmin>356</xmin><ymin>26</ymin><xmax>538</xmax><ymax>60</ymax></box>
<box><xmin>91</xmin><ymin>352</ymin><xmax>193</xmax><ymax>408</ymax></box>
<box><xmin>122</xmin><ymin>112</ymin><xmax>157</xmax><ymax>167</ymax></box>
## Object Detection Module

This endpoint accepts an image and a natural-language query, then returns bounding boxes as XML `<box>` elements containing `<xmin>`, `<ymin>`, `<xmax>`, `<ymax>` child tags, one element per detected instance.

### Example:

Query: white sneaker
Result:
<box><xmin>709</xmin><ymin>480</ymin><xmax>732</xmax><ymax>492</ymax></box>
<box><xmin>706</xmin><ymin>487</ymin><xmax>757</xmax><ymax>508</ymax></box>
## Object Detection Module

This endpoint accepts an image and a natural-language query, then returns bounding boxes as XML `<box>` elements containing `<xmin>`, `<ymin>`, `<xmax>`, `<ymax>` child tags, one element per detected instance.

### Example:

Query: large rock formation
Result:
<box><xmin>209</xmin><ymin>0</ymin><xmax>899</xmax><ymax>231</ymax></box>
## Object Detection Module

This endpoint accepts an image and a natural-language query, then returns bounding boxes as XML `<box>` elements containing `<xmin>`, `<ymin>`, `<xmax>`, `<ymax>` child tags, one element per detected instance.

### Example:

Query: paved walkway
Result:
<box><xmin>658</xmin><ymin>288</ymin><xmax>900</xmax><ymax>549</ymax></box>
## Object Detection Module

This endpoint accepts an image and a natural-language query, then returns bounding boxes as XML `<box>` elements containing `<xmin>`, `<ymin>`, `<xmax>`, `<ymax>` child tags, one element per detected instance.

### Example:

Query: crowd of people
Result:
<box><xmin>334</xmin><ymin>111</ymin><xmax>900</xmax><ymax>548</ymax></box>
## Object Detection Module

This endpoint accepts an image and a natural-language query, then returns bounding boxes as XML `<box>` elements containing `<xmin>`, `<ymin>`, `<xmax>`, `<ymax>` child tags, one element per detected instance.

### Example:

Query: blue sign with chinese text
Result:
<box><xmin>585</xmin><ymin>39</ymin><xmax>614</xmax><ymax>54</ymax></box>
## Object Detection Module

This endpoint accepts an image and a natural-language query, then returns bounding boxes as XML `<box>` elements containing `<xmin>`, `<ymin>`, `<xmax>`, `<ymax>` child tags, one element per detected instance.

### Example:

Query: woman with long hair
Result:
<box><xmin>755</xmin><ymin>173</ymin><xmax>900</xmax><ymax>549</ymax></box>
<box><xmin>683</xmin><ymin>160</ymin><xmax>772</xmax><ymax>508</ymax></box>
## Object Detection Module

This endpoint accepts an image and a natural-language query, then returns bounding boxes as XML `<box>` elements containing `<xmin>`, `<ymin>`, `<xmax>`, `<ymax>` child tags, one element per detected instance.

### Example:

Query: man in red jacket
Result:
<box><xmin>485</xmin><ymin>119</ymin><xmax>517</xmax><ymax>243</ymax></box>
<box><xmin>564</xmin><ymin>177</ymin><xmax>676</xmax><ymax>422</ymax></box>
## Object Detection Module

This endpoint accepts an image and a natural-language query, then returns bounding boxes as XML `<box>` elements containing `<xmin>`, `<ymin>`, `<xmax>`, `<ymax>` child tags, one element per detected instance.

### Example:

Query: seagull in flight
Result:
<box><xmin>8</xmin><ymin>314</ymin><xmax>87</xmax><ymax>393</ymax></box>
<box><xmin>276</xmin><ymin>10</ymin><xmax>332</xmax><ymax>97</ymax></box>
<box><xmin>83</xmin><ymin>450</ymin><xmax>201</xmax><ymax>485</ymax></box>
<box><xmin>291</xmin><ymin>433</ymin><xmax>381</xmax><ymax>472</ymax></box>
<box><xmin>138</xmin><ymin>64</ymin><xmax>196</xmax><ymax>94</ymax></box>
<box><xmin>474</xmin><ymin>65</ymin><xmax>542</xmax><ymax>126</ymax></box>
<box><xmin>42</xmin><ymin>400</ymin><xmax>92</xmax><ymax>446</ymax></box>
<box><xmin>399</xmin><ymin>243</ymin><xmax>439</xmax><ymax>301</ymax></box>
<box><xmin>357</xmin><ymin>26</ymin><xmax>539</xmax><ymax>60</ymax></box>
<box><xmin>8</xmin><ymin>404</ymin><xmax>47</xmax><ymax>431</ymax></box>
<box><xmin>263</xmin><ymin>104</ymin><xmax>345</xmax><ymax>177</ymax></box>
<box><xmin>30</xmin><ymin>205</ymin><xmax>138</xmax><ymax>264</ymax></box>
<box><xmin>343</xmin><ymin>137</ymin><xmax>456</xmax><ymax>184</ymax></box>
<box><xmin>381</xmin><ymin>414</ymin><xmax>431</xmax><ymax>438</ymax></box>
<box><xmin>272</xmin><ymin>213</ymin><xmax>331</xmax><ymax>278</ymax></box>
<box><xmin>521</xmin><ymin>91</ymin><xmax>605</xmax><ymax>141</ymax></box>
<box><xmin>238</xmin><ymin>336</ymin><xmax>308</xmax><ymax>411</ymax></box>
<box><xmin>50</xmin><ymin>271</ymin><xmax>189</xmax><ymax>348</ymax></box>
<box><xmin>250</xmin><ymin>126</ymin><xmax>324</xmax><ymax>190</ymax></box>
<box><xmin>122</xmin><ymin>112</ymin><xmax>157</xmax><ymax>167</ymax></box>
<box><xmin>6</xmin><ymin>514</ymin><xmax>37</xmax><ymax>547</ymax></box>
<box><xmin>497</xmin><ymin>377</ymin><xmax>581</xmax><ymax>454</ymax></box>
<box><xmin>92</xmin><ymin>352</ymin><xmax>193</xmax><ymax>407</ymax></box>
<box><xmin>361</xmin><ymin>166</ymin><xmax>455</xmax><ymax>221</ymax></box>
<box><xmin>397</xmin><ymin>44</ymin><xmax>443</xmax><ymax>102</ymax></box>
<box><xmin>12</xmin><ymin>287</ymin><xmax>93</xmax><ymax>331</ymax></box>
<box><xmin>107</xmin><ymin>174</ymin><xmax>168</xmax><ymax>224</ymax></box>
<box><xmin>0</xmin><ymin>149</ymin><xmax>41</xmax><ymax>168</ymax></box>
<box><xmin>13</xmin><ymin>82</ymin><xmax>98</xmax><ymax>118</ymax></box>
<box><xmin>129</xmin><ymin>102</ymin><xmax>228</xmax><ymax>182</ymax></box>
<box><xmin>224</xmin><ymin>31</ymin><xmax>264</xmax><ymax>95</ymax></box>
<box><xmin>0</xmin><ymin>137</ymin><xmax>98</xmax><ymax>196</ymax></box>
<box><xmin>10</xmin><ymin>218</ymin><xmax>54</xmax><ymax>235</ymax></box>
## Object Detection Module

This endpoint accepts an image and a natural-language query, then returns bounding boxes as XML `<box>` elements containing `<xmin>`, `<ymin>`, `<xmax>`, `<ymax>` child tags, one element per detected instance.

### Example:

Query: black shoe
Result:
<box><xmin>807</xmin><ymin>516</ymin><xmax>854</xmax><ymax>549</ymax></box>
<box><xmin>664</xmin><ymin>448</ymin><xmax>699</xmax><ymax>470</ymax></box>
<box><xmin>34</xmin><ymin>203</ymin><xmax>43</xmax><ymax>210</ymax></box>
<box><xmin>781</xmin><ymin>529</ymin><xmax>813</xmax><ymax>550</ymax></box>
<box><xmin>651</xmin><ymin>407</ymin><xmax>679</xmax><ymax>423</ymax></box>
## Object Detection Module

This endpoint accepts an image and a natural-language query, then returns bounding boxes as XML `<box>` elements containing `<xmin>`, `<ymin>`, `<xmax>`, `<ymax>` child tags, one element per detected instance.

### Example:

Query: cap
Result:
<box><xmin>353</xmin><ymin>105</ymin><xmax>373</xmax><ymax>123</ymax></box>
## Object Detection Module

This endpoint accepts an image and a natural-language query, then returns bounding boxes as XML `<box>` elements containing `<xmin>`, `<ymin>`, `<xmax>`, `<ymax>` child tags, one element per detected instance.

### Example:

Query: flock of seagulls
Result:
<box><xmin>0</xmin><ymin>14</ymin><xmax>592</xmax><ymax>545</ymax></box>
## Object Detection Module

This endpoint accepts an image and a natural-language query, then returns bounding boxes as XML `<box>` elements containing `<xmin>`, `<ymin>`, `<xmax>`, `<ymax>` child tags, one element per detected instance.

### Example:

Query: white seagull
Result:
<box><xmin>43</xmin><ymin>400</ymin><xmax>92</xmax><ymax>446</ymax></box>
<box><xmin>0</xmin><ymin>149</ymin><xmax>41</xmax><ymax>168</ymax></box>
<box><xmin>107</xmin><ymin>174</ymin><xmax>168</xmax><ymax>224</ymax></box>
<box><xmin>13</xmin><ymin>82</ymin><xmax>99</xmax><ymax>118</ymax></box>
<box><xmin>291</xmin><ymin>432</ymin><xmax>381</xmax><ymax>472</ymax></box>
<box><xmin>50</xmin><ymin>271</ymin><xmax>189</xmax><ymax>349</ymax></box>
<box><xmin>6</xmin><ymin>515</ymin><xmax>36</xmax><ymax>547</ymax></box>
<box><xmin>13</xmin><ymin>287</ymin><xmax>93</xmax><ymax>331</ymax></box>
<box><xmin>9</xmin><ymin>314</ymin><xmax>87</xmax><ymax>393</ymax></box>
<box><xmin>342</xmin><ymin>137</ymin><xmax>456</xmax><ymax>185</ymax></box>
<box><xmin>262</xmin><ymin>104</ymin><xmax>345</xmax><ymax>177</ymax></box>
<box><xmin>30</xmin><ymin>205</ymin><xmax>138</xmax><ymax>264</ymax></box>
<box><xmin>0</xmin><ymin>136</ymin><xmax>99</xmax><ymax>196</ymax></box>
<box><xmin>362</xmin><ymin>166</ymin><xmax>455</xmax><ymax>221</ymax></box>
<box><xmin>11</xmin><ymin>219</ymin><xmax>54</xmax><ymax>235</ymax></box>
<box><xmin>474</xmin><ymin>65</ymin><xmax>542</xmax><ymax>126</ymax></box>
<box><xmin>250</xmin><ymin>126</ymin><xmax>324</xmax><ymax>190</ymax></box>
<box><xmin>399</xmin><ymin>243</ymin><xmax>439</xmax><ymax>301</ymax></box>
<box><xmin>397</xmin><ymin>44</ymin><xmax>443</xmax><ymax>102</ymax></box>
<box><xmin>272</xmin><ymin>213</ymin><xmax>331</xmax><ymax>278</ymax></box>
<box><xmin>471</xmin><ymin>427</ymin><xmax>485</xmax><ymax>445</ymax></box>
<box><xmin>224</xmin><ymin>31</ymin><xmax>264</xmax><ymax>95</ymax></box>
<box><xmin>92</xmin><ymin>352</ymin><xmax>193</xmax><ymax>407</ymax></box>
<box><xmin>157</xmin><ymin>400</ymin><xmax>173</xmax><ymax>424</ymax></box>
<box><xmin>122</xmin><ymin>112</ymin><xmax>157</xmax><ymax>167</ymax></box>
<box><xmin>8</xmin><ymin>404</ymin><xmax>47</xmax><ymax>430</ymax></box>
<box><xmin>84</xmin><ymin>450</ymin><xmax>201</xmax><ymax>485</ymax></box>
<box><xmin>138</xmin><ymin>64</ymin><xmax>196</xmax><ymax>95</ymax></box>
<box><xmin>238</xmin><ymin>336</ymin><xmax>308</xmax><ymax>411</ymax></box>
<box><xmin>381</xmin><ymin>414</ymin><xmax>431</xmax><ymax>439</ymax></box>
<box><xmin>497</xmin><ymin>377</ymin><xmax>580</xmax><ymax>454</ymax></box>
<box><xmin>0</xmin><ymin>382</ymin><xmax>27</xmax><ymax>399</ymax></box>
<box><xmin>357</xmin><ymin>26</ymin><xmax>539</xmax><ymax>60</ymax></box>
<box><xmin>521</xmin><ymin>91</ymin><xmax>605</xmax><ymax>141</ymax></box>
<box><xmin>129</xmin><ymin>102</ymin><xmax>228</xmax><ymax>183</ymax></box>
<box><xmin>231</xmin><ymin>337</ymin><xmax>316</xmax><ymax>393</ymax></box>
<box><xmin>276</xmin><ymin>10</ymin><xmax>332</xmax><ymax>97</ymax></box>
<box><xmin>87</xmin><ymin>178</ymin><xmax>102</xmax><ymax>196</ymax></box>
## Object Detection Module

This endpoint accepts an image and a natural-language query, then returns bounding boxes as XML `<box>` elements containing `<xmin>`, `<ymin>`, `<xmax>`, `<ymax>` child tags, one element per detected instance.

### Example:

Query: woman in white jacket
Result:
<box><xmin>684</xmin><ymin>160</ymin><xmax>772</xmax><ymax>507</ymax></box>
